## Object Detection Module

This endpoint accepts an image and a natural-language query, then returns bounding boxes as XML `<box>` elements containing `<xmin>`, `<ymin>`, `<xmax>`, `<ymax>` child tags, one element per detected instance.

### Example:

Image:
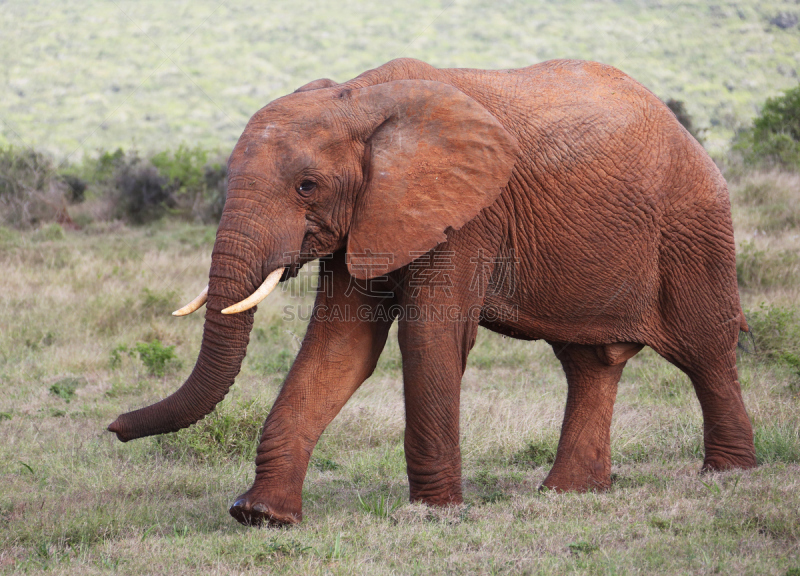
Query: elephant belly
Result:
<box><xmin>479</xmin><ymin>242</ymin><xmax>660</xmax><ymax>346</ymax></box>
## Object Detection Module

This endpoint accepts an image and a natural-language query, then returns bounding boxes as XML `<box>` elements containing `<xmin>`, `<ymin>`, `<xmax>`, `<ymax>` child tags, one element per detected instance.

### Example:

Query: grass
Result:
<box><xmin>2</xmin><ymin>0</ymin><xmax>800</xmax><ymax>569</ymax></box>
<box><xmin>3</xmin><ymin>0</ymin><xmax>800</xmax><ymax>159</ymax></box>
<box><xmin>729</xmin><ymin>170</ymin><xmax>800</xmax><ymax>233</ymax></box>
<box><xmin>0</xmin><ymin>199</ymin><xmax>798</xmax><ymax>573</ymax></box>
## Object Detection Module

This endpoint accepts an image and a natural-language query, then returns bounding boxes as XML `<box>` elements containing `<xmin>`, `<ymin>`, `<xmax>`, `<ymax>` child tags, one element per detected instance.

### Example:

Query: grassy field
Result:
<box><xmin>2</xmin><ymin>0</ymin><xmax>800</xmax><ymax>158</ymax></box>
<box><xmin>0</xmin><ymin>170</ymin><xmax>798</xmax><ymax>574</ymax></box>
<box><xmin>2</xmin><ymin>0</ymin><xmax>800</xmax><ymax>573</ymax></box>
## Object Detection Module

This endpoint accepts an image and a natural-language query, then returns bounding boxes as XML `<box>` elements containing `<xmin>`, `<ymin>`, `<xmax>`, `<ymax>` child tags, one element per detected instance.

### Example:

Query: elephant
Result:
<box><xmin>108</xmin><ymin>58</ymin><xmax>757</xmax><ymax>526</ymax></box>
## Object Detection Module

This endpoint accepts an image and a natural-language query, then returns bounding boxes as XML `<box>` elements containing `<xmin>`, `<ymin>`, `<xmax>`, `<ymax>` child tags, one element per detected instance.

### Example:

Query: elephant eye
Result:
<box><xmin>297</xmin><ymin>180</ymin><xmax>317</xmax><ymax>196</ymax></box>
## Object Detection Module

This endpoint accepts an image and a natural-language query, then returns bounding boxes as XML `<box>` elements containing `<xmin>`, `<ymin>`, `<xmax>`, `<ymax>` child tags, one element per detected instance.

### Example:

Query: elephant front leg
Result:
<box><xmin>399</xmin><ymin>316</ymin><xmax>478</xmax><ymax>506</ymax></box>
<box><xmin>229</xmin><ymin>252</ymin><xmax>395</xmax><ymax>526</ymax></box>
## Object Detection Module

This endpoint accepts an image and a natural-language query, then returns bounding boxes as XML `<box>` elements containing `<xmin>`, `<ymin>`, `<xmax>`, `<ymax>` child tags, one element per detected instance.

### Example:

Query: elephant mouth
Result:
<box><xmin>280</xmin><ymin>241</ymin><xmax>330</xmax><ymax>280</ymax></box>
<box><xmin>281</xmin><ymin>263</ymin><xmax>300</xmax><ymax>281</ymax></box>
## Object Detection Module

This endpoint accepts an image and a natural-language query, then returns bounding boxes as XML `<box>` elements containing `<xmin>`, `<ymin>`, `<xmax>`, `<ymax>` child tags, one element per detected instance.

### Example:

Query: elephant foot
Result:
<box><xmin>540</xmin><ymin>467</ymin><xmax>611</xmax><ymax>493</ymax></box>
<box><xmin>701</xmin><ymin>450</ymin><xmax>757</xmax><ymax>473</ymax></box>
<box><xmin>409</xmin><ymin>474</ymin><xmax>463</xmax><ymax>507</ymax></box>
<box><xmin>410</xmin><ymin>492</ymin><xmax>463</xmax><ymax>507</ymax></box>
<box><xmin>229</xmin><ymin>492</ymin><xmax>301</xmax><ymax>527</ymax></box>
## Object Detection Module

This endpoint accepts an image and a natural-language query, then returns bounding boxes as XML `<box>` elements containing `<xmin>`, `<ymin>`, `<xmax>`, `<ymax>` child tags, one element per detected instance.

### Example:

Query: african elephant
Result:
<box><xmin>108</xmin><ymin>58</ymin><xmax>756</xmax><ymax>526</ymax></box>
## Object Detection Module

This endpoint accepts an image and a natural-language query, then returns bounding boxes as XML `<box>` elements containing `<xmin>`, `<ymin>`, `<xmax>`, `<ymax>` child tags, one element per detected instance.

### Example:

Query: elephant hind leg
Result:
<box><xmin>667</xmin><ymin>346</ymin><xmax>756</xmax><ymax>472</ymax></box>
<box><xmin>541</xmin><ymin>342</ymin><xmax>635</xmax><ymax>492</ymax></box>
<box><xmin>651</xmin><ymin>274</ymin><xmax>756</xmax><ymax>470</ymax></box>
<box><xmin>653</xmin><ymin>209</ymin><xmax>756</xmax><ymax>471</ymax></box>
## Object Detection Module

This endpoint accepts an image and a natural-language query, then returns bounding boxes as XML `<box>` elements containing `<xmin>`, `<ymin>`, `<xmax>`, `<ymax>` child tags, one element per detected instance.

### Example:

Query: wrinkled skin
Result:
<box><xmin>108</xmin><ymin>58</ymin><xmax>756</xmax><ymax>526</ymax></box>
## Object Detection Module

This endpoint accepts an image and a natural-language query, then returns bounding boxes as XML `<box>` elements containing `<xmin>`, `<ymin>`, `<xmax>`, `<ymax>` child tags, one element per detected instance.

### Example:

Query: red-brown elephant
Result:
<box><xmin>108</xmin><ymin>58</ymin><xmax>756</xmax><ymax>526</ymax></box>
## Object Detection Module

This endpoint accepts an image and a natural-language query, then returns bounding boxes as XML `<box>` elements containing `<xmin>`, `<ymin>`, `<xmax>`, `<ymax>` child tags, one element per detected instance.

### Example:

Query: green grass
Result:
<box><xmin>0</xmin><ymin>212</ymin><xmax>798</xmax><ymax>573</ymax></box>
<box><xmin>3</xmin><ymin>0</ymin><xmax>800</xmax><ymax>159</ymax></box>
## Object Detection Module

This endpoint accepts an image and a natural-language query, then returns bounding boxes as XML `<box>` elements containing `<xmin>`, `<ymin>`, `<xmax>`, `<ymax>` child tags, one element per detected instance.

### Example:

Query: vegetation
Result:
<box><xmin>110</xmin><ymin>340</ymin><xmax>182</xmax><ymax>377</ymax></box>
<box><xmin>0</xmin><ymin>145</ymin><xmax>227</xmax><ymax>228</ymax></box>
<box><xmin>664</xmin><ymin>98</ymin><xmax>705</xmax><ymax>144</ymax></box>
<box><xmin>0</xmin><ymin>147</ymin><xmax>71</xmax><ymax>228</ymax></box>
<box><xmin>0</xmin><ymin>171</ymin><xmax>797</xmax><ymax>572</ymax></box>
<box><xmin>735</xmin><ymin>84</ymin><xmax>800</xmax><ymax>169</ymax></box>
<box><xmin>744</xmin><ymin>304</ymin><xmax>800</xmax><ymax>376</ymax></box>
<box><xmin>2</xmin><ymin>0</ymin><xmax>800</xmax><ymax>573</ymax></box>
<box><xmin>3</xmin><ymin>1</ymin><xmax>800</xmax><ymax>158</ymax></box>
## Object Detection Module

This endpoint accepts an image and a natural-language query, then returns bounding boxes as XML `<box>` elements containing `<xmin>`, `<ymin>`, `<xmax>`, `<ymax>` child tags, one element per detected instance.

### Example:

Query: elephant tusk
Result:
<box><xmin>172</xmin><ymin>285</ymin><xmax>209</xmax><ymax>317</ymax></box>
<box><xmin>222</xmin><ymin>268</ymin><xmax>284</xmax><ymax>315</ymax></box>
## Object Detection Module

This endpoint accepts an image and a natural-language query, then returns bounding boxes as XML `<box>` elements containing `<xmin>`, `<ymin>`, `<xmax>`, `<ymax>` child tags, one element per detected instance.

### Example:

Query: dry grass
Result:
<box><xmin>1</xmin><ymin>178</ymin><xmax>799</xmax><ymax>573</ymax></box>
<box><xmin>730</xmin><ymin>171</ymin><xmax>800</xmax><ymax>233</ymax></box>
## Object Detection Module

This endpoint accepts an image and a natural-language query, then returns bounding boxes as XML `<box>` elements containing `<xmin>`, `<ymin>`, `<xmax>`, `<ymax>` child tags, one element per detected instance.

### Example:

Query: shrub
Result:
<box><xmin>744</xmin><ymin>303</ymin><xmax>800</xmax><ymax>373</ymax></box>
<box><xmin>150</xmin><ymin>145</ymin><xmax>208</xmax><ymax>195</ymax></box>
<box><xmin>734</xmin><ymin>84</ymin><xmax>800</xmax><ymax>170</ymax></box>
<box><xmin>1</xmin><ymin>145</ymin><xmax>228</xmax><ymax>227</ymax></box>
<box><xmin>93</xmin><ymin>148</ymin><xmax>127</xmax><ymax>181</ymax></box>
<box><xmin>510</xmin><ymin>439</ymin><xmax>557</xmax><ymax>467</ymax></box>
<box><xmin>0</xmin><ymin>147</ymin><xmax>71</xmax><ymax>228</ymax></box>
<box><xmin>150</xmin><ymin>145</ymin><xmax>227</xmax><ymax>223</ymax></box>
<box><xmin>110</xmin><ymin>339</ymin><xmax>180</xmax><ymax>376</ymax></box>
<box><xmin>664</xmin><ymin>99</ymin><xmax>704</xmax><ymax>144</ymax></box>
<box><xmin>769</xmin><ymin>12</ymin><xmax>798</xmax><ymax>30</ymax></box>
<box><xmin>133</xmin><ymin>340</ymin><xmax>180</xmax><ymax>376</ymax></box>
<box><xmin>48</xmin><ymin>377</ymin><xmax>85</xmax><ymax>402</ymax></box>
<box><xmin>112</xmin><ymin>153</ymin><xmax>176</xmax><ymax>224</ymax></box>
<box><xmin>60</xmin><ymin>174</ymin><xmax>87</xmax><ymax>204</ymax></box>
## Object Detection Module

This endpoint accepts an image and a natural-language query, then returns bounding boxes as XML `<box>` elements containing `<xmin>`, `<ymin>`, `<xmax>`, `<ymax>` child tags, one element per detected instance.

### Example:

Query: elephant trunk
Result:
<box><xmin>108</xmin><ymin>218</ymin><xmax>269</xmax><ymax>442</ymax></box>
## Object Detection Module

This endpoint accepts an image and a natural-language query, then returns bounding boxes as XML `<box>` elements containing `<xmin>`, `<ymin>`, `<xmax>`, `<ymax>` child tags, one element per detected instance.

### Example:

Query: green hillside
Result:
<box><xmin>2</xmin><ymin>0</ymin><xmax>800</xmax><ymax>159</ymax></box>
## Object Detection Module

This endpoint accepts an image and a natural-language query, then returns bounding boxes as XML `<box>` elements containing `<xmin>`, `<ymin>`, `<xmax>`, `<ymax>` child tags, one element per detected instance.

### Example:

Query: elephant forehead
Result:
<box><xmin>253</xmin><ymin>92</ymin><xmax>342</xmax><ymax>132</ymax></box>
<box><xmin>241</xmin><ymin>111</ymin><xmax>344</xmax><ymax>156</ymax></box>
<box><xmin>232</xmin><ymin>121</ymin><xmax>313</xmax><ymax>161</ymax></box>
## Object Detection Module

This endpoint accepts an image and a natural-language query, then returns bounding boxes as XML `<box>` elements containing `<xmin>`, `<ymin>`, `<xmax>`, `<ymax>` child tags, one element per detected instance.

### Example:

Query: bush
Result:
<box><xmin>48</xmin><ymin>377</ymin><xmax>85</xmax><ymax>402</ymax></box>
<box><xmin>664</xmin><ymin>99</ymin><xmax>704</xmax><ymax>144</ymax></box>
<box><xmin>745</xmin><ymin>303</ymin><xmax>800</xmax><ymax>373</ymax></box>
<box><xmin>110</xmin><ymin>339</ymin><xmax>180</xmax><ymax>376</ymax></box>
<box><xmin>0</xmin><ymin>147</ymin><xmax>71</xmax><ymax>228</ymax></box>
<box><xmin>85</xmin><ymin>145</ymin><xmax>227</xmax><ymax>225</ymax></box>
<box><xmin>112</xmin><ymin>153</ymin><xmax>176</xmax><ymax>224</ymax></box>
<box><xmin>150</xmin><ymin>145</ymin><xmax>227</xmax><ymax>223</ymax></box>
<box><xmin>150</xmin><ymin>145</ymin><xmax>208</xmax><ymax>195</ymax></box>
<box><xmin>0</xmin><ymin>145</ymin><xmax>228</xmax><ymax>227</ymax></box>
<box><xmin>510</xmin><ymin>439</ymin><xmax>557</xmax><ymax>467</ymax></box>
<box><xmin>734</xmin><ymin>84</ymin><xmax>800</xmax><ymax>169</ymax></box>
<box><xmin>133</xmin><ymin>340</ymin><xmax>180</xmax><ymax>376</ymax></box>
<box><xmin>60</xmin><ymin>174</ymin><xmax>87</xmax><ymax>204</ymax></box>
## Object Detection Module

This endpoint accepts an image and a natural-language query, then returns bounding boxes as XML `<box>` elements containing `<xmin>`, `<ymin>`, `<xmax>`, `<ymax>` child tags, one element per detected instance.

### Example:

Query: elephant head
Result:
<box><xmin>107</xmin><ymin>78</ymin><xmax>518</xmax><ymax>442</ymax></box>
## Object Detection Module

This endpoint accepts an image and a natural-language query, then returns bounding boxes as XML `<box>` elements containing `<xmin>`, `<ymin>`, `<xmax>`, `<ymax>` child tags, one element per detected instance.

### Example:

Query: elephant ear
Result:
<box><xmin>345</xmin><ymin>80</ymin><xmax>519</xmax><ymax>280</ymax></box>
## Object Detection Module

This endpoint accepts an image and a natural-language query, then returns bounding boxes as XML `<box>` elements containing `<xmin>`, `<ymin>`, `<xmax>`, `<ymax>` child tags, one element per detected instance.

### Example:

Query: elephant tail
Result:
<box><xmin>739</xmin><ymin>310</ymin><xmax>749</xmax><ymax>333</ymax></box>
<box><xmin>737</xmin><ymin>309</ymin><xmax>755</xmax><ymax>354</ymax></box>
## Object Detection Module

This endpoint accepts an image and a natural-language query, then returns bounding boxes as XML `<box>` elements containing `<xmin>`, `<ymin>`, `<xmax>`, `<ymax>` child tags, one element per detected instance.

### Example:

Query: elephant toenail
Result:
<box><xmin>252</xmin><ymin>503</ymin><xmax>268</xmax><ymax>514</ymax></box>
<box><xmin>232</xmin><ymin>499</ymin><xmax>249</xmax><ymax>510</ymax></box>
